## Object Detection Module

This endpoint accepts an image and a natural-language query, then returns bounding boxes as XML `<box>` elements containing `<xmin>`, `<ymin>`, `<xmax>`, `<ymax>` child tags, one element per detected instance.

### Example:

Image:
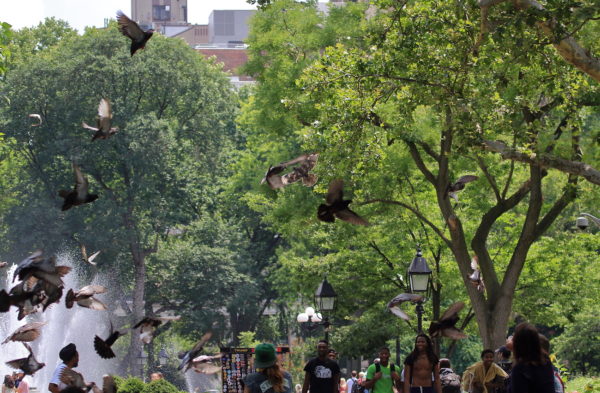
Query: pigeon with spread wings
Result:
<box><xmin>317</xmin><ymin>180</ymin><xmax>370</xmax><ymax>226</ymax></box>
<box><xmin>261</xmin><ymin>153</ymin><xmax>319</xmax><ymax>189</ymax></box>
<box><xmin>468</xmin><ymin>256</ymin><xmax>485</xmax><ymax>293</ymax></box>
<box><xmin>80</xmin><ymin>244</ymin><xmax>101</xmax><ymax>266</ymax></box>
<box><xmin>387</xmin><ymin>293</ymin><xmax>424</xmax><ymax>321</ymax></box>
<box><xmin>13</xmin><ymin>251</ymin><xmax>71</xmax><ymax>288</ymax></box>
<box><xmin>5</xmin><ymin>342</ymin><xmax>45</xmax><ymax>375</ymax></box>
<box><xmin>191</xmin><ymin>355</ymin><xmax>222</xmax><ymax>374</ymax></box>
<box><xmin>445</xmin><ymin>175</ymin><xmax>479</xmax><ymax>201</ymax></box>
<box><xmin>94</xmin><ymin>323</ymin><xmax>127</xmax><ymax>359</ymax></box>
<box><xmin>133</xmin><ymin>315</ymin><xmax>181</xmax><ymax>344</ymax></box>
<box><xmin>66</xmin><ymin>285</ymin><xmax>107</xmax><ymax>310</ymax></box>
<box><xmin>178</xmin><ymin>332</ymin><xmax>212</xmax><ymax>372</ymax></box>
<box><xmin>117</xmin><ymin>11</ymin><xmax>155</xmax><ymax>56</ymax></box>
<box><xmin>428</xmin><ymin>302</ymin><xmax>468</xmax><ymax>340</ymax></box>
<box><xmin>28</xmin><ymin>114</ymin><xmax>42</xmax><ymax>126</ymax></box>
<box><xmin>2</xmin><ymin>322</ymin><xmax>46</xmax><ymax>344</ymax></box>
<box><xmin>82</xmin><ymin>98</ymin><xmax>118</xmax><ymax>141</ymax></box>
<box><xmin>58</xmin><ymin>163</ymin><xmax>98</xmax><ymax>211</ymax></box>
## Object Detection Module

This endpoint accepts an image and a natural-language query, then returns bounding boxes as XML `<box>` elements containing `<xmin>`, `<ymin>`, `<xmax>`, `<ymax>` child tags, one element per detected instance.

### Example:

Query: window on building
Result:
<box><xmin>153</xmin><ymin>5</ymin><xmax>170</xmax><ymax>21</ymax></box>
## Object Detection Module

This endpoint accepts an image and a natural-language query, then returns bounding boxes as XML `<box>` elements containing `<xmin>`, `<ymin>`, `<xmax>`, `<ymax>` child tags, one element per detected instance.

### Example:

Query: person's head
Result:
<box><xmin>439</xmin><ymin>358</ymin><xmax>451</xmax><ymax>369</ymax></box>
<box><xmin>405</xmin><ymin>334</ymin><xmax>438</xmax><ymax>368</ymax></box>
<box><xmin>481</xmin><ymin>349</ymin><xmax>495</xmax><ymax>367</ymax></box>
<box><xmin>16</xmin><ymin>372</ymin><xmax>25</xmax><ymax>381</ymax></box>
<box><xmin>340</xmin><ymin>378</ymin><xmax>346</xmax><ymax>387</ymax></box>
<box><xmin>358</xmin><ymin>371</ymin><xmax>365</xmax><ymax>379</ymax></box>
<box><xmin>414</xmin><ymin>334</ymin><xmax>433</xmax><ymax>353</ymax></box>
<box><xmin>496</xmin><ymin>346</ymin><xmax>511</xmax><ymax>360</ymax></box>
<box><xmin>538</xmin><ymin>333</ymin><xmax>550</xmax><ymax>355</ymax></box>
<box><xmin>505</xmin><ymin>335</ymin><xmax>514</xmax><ymax>352</ymax></box>
<box><xmin>327</xmin><ymin>349</ymin><xmax>337</xmax><ymax>360</ymax></box>
<box><xmin>150</xmin><ymin>372</ymin><xmax>163</xmax><ymax>382</ymax></box>
<box><xmin>378</xmin><ymin>347</ymin><xmax>390</xmax><ymax>365</ymax></box>
<box><xmin>59</xmin><ymin>343</ymin><xmax>79</xmax><ymax>367</ymax></box>
<box><xmin>294</xmin><ymin>384</ymin><xmax>302</xmax><ymax>393</ymax></box>
<box><xmin>513</xmin><ymin>323</ymin><xmax>545</xmax><ymax>365</ymax></box>
<box><xmin>317</xmin><ymin>340</ymin><xmax>329</xmax><ymax>358</ymax></box>
<box><xmin>351</xmin><ymin>370</ymin><xmax>357</xmax><ymax>378</ymax></box>
<box><xmin>4</xmin><ymin>375</ymin><xmax>14</xmax><ymax>388</ymax></box>
<box><xmin>255</xmin><ymin>343</ymin><xmax>285</xmax><ymax>392</ymax></box>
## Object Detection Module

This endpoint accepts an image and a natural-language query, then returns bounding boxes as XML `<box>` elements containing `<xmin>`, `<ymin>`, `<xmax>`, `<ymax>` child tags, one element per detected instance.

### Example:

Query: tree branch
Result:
<box><xmin>476</xmin><ymin>155</ymin><xmax>502</xmax><ymax>202</ymax></box>
<box><xmin>405</xmin><ymin>141</ymin><xmax>437</xmax><ymax>185</ymax></box>
<box><xmin>482</xmin><ymin>140</ymin><xmax>600</xmax><ymax>186</ymax></box>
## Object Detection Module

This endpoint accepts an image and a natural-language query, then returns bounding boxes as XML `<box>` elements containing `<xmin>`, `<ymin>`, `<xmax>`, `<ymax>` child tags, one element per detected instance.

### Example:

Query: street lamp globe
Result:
<box><xmin>315</xmin><ymin>278</ymin><xmax>337</xmax><ymax>313</ymax></box>
<box><xmin>297</xmin><ymin>312</ymin><xmax>309</xmax><ymax>323</ymax></box>
<box><xmin>305</xmin><ymin>307</ymin><xmax>316</xmax><ymax>317</ymax></box>
<box><xmin>408</xmin><ymin>247</ymin><xmax>432</xmax><ymax>293</ymax></box>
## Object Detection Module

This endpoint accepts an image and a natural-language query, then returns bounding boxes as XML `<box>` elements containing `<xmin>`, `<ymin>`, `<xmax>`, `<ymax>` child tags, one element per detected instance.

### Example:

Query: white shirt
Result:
<box><xmin>49</xmin><ymin>363</ymin><xmax>68</xmax><ymax>391</ymax></box>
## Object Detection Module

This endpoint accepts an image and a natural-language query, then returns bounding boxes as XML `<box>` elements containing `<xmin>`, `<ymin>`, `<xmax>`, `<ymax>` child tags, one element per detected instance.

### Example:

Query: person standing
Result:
<box><xmin>244</xmin><ymin>343</ymin><xmax>292</xmax><ymax>393</ymax></box>
<box><xmin>461</xmin><ymin>350</ymin><xmax>507</xmax><ymax>393</ymax></box>
<box><xmin>347</xmin><ymin>371</ymin><xmax>358</xmax><ymax>393</ymax></box>
<box><xmin>303</xmin><ymin>340</ymin><xmax>341</xmax><ymax>393</ymax></box>
<box><xmin>403</xmin><ymin>334</ymin><xmax>441</xmax><ymax>393</ymax></box>
<box><xmin>363</xmin><ymin>348</ymin><xmax>401</xmax><ymax>393</ymax></box>
<box><xmin>340</xmin><ymin>378</ymin><xmax>347</xmax><ymax>393</ymax></box>
<box><xmin>2</xmin><ymin>375</ymin><xmax>15</xmax><ymax>393</ymax></box>
<box><xmin>48</xmin><ymin>343</ymin><xmax>79</xmax><ymax>393</ymax></box>
<box><xmin>508</xmin><ymin>323</ymin><xmax>555</xmax><ymax>393</ymax></box>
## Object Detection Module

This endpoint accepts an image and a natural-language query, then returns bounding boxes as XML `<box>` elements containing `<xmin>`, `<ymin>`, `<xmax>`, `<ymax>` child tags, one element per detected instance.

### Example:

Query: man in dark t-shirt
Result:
<box><xmin>303</xmin><ymin>340</ymin><xmax>341</xmax><ymax>393</ymax></box>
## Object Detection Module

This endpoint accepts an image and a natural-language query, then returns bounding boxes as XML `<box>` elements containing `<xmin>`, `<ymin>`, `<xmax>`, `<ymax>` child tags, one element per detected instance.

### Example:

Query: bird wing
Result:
<box><xmin>191</xmin><ymin>331</ymin><xmax>213</xmax><ymax>353</ymax></box>
<box><xmin>440</xmin><ymin>327</ymin><xmax>468</xmax><ymax>340</ymax></box>
<box><xmin>78</xmin><ymin>285</ymin><xmax>107</xmax><ymax>296</ymax></box>
<box><xmin>157</xmin><ymin>315</ymin><xmax>181</xmax><ymax>322</ymax></box>
<box><xmin>132</xmin><ymin>317</ymin><xmax>151</xmax><ymax>329</ymax></box>
<box><xmin>582</xmin><ymin>213</ymin><xmax>600</xmax><ymax>228</ymax></box>
<box><xmin>6</xmin><ymin>358</ymin><xmax>26</xmax><ymax>369</ymax></box>
<box><xmin>60</xmin><ymin>367</ymin><xmax>86</xmax><ymax>389</ymax></box>
<box><xmin>73</xmin><ymin>163</ymin><xmax>89</xmax><ymax>199</ymax></box>
<box><xmin>82</xmin><ymin>122</ymin><xmax>99</xmax><ymax>131</ymax></box>
<box><xmin>97</xmin><ymin>99</ymin><xmax>112</xmax><ymax>131</ymax></box>
<box><xmin>87</xmin><ymin>251</ymin><xmax>101</xmax><ymax>264</ymax></box>
<box><xmin>278</xmin><ymin>154</ymin><xmax>309</xmax><ymax>168</ymax></box>
<box><xmin>28</xmin><ymin>114</ymin><xmax>42</xmax><ymax>126</ymax></box>
<box><xmin>335</xmin><ymin>208</ymin><xmax>370</xmax><ymax>226</ymax></box>
<box><xmin>456</xmin><ymin>175</ymin><xmax>479</xmax><ymax>184</ymax></box>
<box><xmin>325</xmin><ymin>179</ymin><xmax>344</xmax><ymax>205</ymax></box>
<box><xmin>80</xmin><ymin>243</ymin><xmax>88</xmax><ymax>261</ymax></box>
<box><xmin>387</xmin><ymin>293</ymin><xmax>423</xmax><ymax>308</ymax></box>
<box><xmin>116</xmin><ymin>11</ymin><xmax>146</xmax><ymax>41</ymax></box>
<box><xmin>77</xmin><ymin>297</ymin><xmax>108</xmax><ymax>311</ymax></box>
<box><xmin>388</xmin><ymin>306</ymin><xmax>410</xmax><ymax>321</ymax></box>
<box><xmin>440</xmin><ymin>301</ymin><xmax>465</xmax><ymax>322</ymax></box>
<box><xmin>193</xmin><ymin>362</ymin><xmax>221</xmax><ymax>374</ymax></box>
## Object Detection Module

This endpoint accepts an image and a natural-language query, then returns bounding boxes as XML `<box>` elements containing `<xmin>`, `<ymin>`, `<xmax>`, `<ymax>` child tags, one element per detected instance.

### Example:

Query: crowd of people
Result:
<box><xmin>243</xmin><ymin>322</ymin><xmax>564</xmax><ymax>393</ymax></box>
<box><xmin>2</xmin><ymin>372</ymin><xmax>29</xmax><ymax>393</ymax></box>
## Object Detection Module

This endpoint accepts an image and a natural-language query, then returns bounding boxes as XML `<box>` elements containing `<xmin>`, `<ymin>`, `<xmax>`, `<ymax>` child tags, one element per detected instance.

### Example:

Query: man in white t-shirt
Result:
<box><xmin>48</xmin><ymin>343</ymin><xmax>79</xmax><ymax>393</ymax></box>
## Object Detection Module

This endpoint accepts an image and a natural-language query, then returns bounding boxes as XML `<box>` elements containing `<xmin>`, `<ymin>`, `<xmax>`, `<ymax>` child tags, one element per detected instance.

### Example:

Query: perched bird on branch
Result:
<box><xmin>2</xmin><ymin>322</ymin><xmax>46</xmax><ymax>344</ymax></box>
<box><xmin>445</xmin><ymin>175</ymin><xmax>479</xmax><ymax>201</ymax></box>
<box><xmin>428</xmin><ymin>302</ymin><xmax>468</xmax><ymax>340</ymax></box>
<box><xmin>387</xmin><ymin>293</ymin><xmax>425</xmax><ymax>321</ymax></box>
<box><xmin>117</xmin><ymin>11</ymin><xmax>155</xmax><ymax>56</ymax></box>
<box><xmin>133</xmin><ymin>315</ymin><xmax>181</xmax><ymax>344</ymax></box>
<box><xmin>82</xmin><ymin>98</ymin><xmax>118</xmax><ymax>141</ymax></box>
<box><xmin>317</xmin><ymin>180</ymin><xmax>370</xmax><ymax>226</ymax></box>
<box><xmin>5</xmin><ymin>342</ymin><xmax>45</xmax><ymax>375</ymax></box>
<box><xmin>58</xmin><ymin>163</ymin><xmax>98</xmax><ymax>211</ymax></box>
<box><xmin>468</xmin><ymin>256</ymin><xmax>485</xmax><ymax>293</ymax></box>
<box><xmin>178</xmin><ymin>332</ymin><xmax>212</xmax><ymax>372</ymax></box>
<box><xmin>261</xmin><ymin>153</ymin><xmax>319</xmax><ymax>189</ymax></box>
<box><xmin>66</xmin><ymin>285</ymin><xmax>107</xmax><ymax>310</ymax></box>
<box><xmin>94</xmin><ymin>323</ymin><xmax>127</xmax><ymax>359</ymax></box>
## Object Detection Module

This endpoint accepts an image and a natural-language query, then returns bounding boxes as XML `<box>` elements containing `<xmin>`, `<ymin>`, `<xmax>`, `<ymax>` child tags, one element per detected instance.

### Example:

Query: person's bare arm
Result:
<box><xmin>302</xmin><ymin>372</ymin><xmax>310</xmax><ymax>393</ymax></box>
<box><xmin>333</xmin><ymin>373</ymin><xmax>341</xmax><ymax>393</ymax></box>
<box><xmin>48</xmin><ymin>384</ymin><xmax>60</xmax><ymax>393</ymax></box>
<box><xmin>244</xmin><ymin>386</ymin><xmax>251</xmax><ymax>393</ymax></box>
<box><xmin>362</xmin><ymin>373</ymin><xmax>381</xmax><ymax>390</ymax></box>
<box><xmin>403</xmin><ymin>366</ymin><xmax>411</xmax><ymax>393</ymax></box>
<box><xmin>433</xmin><ymin>364</ymin><xmax>441</xmax><ymax>393</ymax></box>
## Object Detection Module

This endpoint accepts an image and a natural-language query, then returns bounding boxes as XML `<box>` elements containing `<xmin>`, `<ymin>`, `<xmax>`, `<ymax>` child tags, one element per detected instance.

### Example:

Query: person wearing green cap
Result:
<box><xmin>244</xmin><ymin>344</ymin><xmax>293</xmax><ymax>393</ymax></box>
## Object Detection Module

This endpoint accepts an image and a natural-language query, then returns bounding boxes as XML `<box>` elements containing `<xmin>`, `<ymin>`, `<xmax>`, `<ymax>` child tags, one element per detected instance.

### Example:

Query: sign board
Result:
<box><xmin>220</xmin><ymin>347</ymin><xmax>291</xmax><ymax>393</ymax></box>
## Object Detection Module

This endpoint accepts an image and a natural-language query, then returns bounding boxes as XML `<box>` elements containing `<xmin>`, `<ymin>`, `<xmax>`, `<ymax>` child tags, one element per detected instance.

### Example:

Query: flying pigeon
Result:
<box><xmin>133</xmin><ymin>315</ymin><xmax>181</xmax><ymax>344</ymax></box>
<box><xmin>428</xmin><ymin>301</ymin><xmax>468</xmax><ymax>340</ymax></box>
<box><xmin>0</xmin><ymin>261</ymin><xmax>7</xmax><ymax>268</ymax></box>
<box><xmin>28</xmin><ymin>114</ymin><xmax>42</xmax><ymax>126</ymax></box>
<box><xmin>261</xmin><ymin>153</ymin><xmax>319</xmax><ymax>189</ymax></box>
<box><xmin>317</xmin><ymin>180</ymin><xmax>370</xmax><ymax>226</ymax></box>
<box><xmin>191</xmin><ymin>355</ymin><xmax>222</xmax><ymax>374</ymax></box>
<box><xmin>445</xmin><ymin>175</ymin><xmax>479</xmax><ymax>201</ymax></box>
<box><xmin>178</xmin><ymin>332</ymin><xmax>212</xmax><ymax>372</ymax></box>
<box><xmin>82</xmin><ymin>98</ymin><xmax>118</xmax><ymax>141</ymax></box>
<box><xmin>13</xmin><ymin>251</ymin><xmax>71</xmax><ymax>288</ymax></box>
<box><xmin>468</xmin><ymin>256</ymin><xmax>485</xmax><ymax>293</ymax></box>
<box><xmin>387</xmin><ymin>293</ymin><xmax>425</xmax><ymax>321</ymax></box>
<box><xmin>581</xmin><ymin>213</ymin><xmax>600</xmax><ymax>228</ymax></box>
<box><xmin>58</xmin><ymin>163</ymin><xmax>98</xmax><ymax>211</ymax></box>
<box><xmin>117</xmin><ymin>11</ymin><xmax>155</xmax><ymax>56</ymax></box>
<box><xmin>94</xmin><ymin>323</ymin><xmax>127</xmax><ymax>359</ymax></box>
<box><xmin>66</xmin><ymin>285</ymin><xmax>108</xmax><ymax>310</ymax></box>
<box><xmin>80</xmin><ymin>244</ymin><xmax>100</xmax><ymax>266</ymax></box>
<box><xmin>5</xmin><ymin>342</ymin><xmax>45</xmax><ymax>375</ymax></box>
<box><xmin>2</xmin><ymin>322</ymin><xmax>46</xmax><ymax>344</ymax></box>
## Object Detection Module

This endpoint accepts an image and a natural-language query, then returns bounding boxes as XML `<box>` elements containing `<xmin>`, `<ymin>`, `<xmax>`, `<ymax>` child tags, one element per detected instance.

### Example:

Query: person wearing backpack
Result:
<box><xmin>347</xmin><ymin>371</ymin><xmax>358</xmax><ymax>393</ymax></box>
<box><xmin>438</xmin><ymin>359</ymin><xmax>460</xmax><ymax>393</ymax></box>
<box><xmin>363</xmin><ymin>348</ymin><xmax>401</xmax><ymax>393</ymax></box>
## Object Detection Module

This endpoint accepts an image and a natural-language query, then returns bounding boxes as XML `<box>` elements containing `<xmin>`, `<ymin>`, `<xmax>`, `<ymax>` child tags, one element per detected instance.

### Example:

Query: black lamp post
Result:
<box><xmin>315</xmin><ymin>277</ymin><xmax>337</xmax><ymax>341</ymax></box>
<box><xmin>407</xmin><ymin>247</ymin><xmax>432</xmax><ymax>333</ymax></box>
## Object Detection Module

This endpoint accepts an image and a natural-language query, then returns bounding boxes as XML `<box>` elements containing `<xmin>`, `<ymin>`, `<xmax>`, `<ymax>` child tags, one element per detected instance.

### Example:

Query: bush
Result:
<box><xmin>113</xmin><ymin>376</ymin><xmax>186</xmax><ymax>393</ymax></box>
<box><xmin>142</xmin><ymin>379</ymin><xmax>186</xmax><ymax>393</ymax></box>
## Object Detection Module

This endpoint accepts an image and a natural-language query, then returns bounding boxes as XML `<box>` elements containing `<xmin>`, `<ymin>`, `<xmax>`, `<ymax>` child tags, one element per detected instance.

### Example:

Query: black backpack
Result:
<box><xmin>375</xmin><ymin>363</ymin><xmax>396</xmax><ymax>373</ymax></box>
<box><xmin>439</xmin><ymin>369</ymin><xmax>461</xmax><ymax>393</ymax></box>
<box><xmin>350</xmin><ymin>378</ymin><xmax>361</xmax><ymax>393</ymax></box>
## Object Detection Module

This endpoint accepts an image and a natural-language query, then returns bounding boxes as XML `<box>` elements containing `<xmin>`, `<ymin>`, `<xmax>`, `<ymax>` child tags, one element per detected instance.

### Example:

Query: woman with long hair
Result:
<box><xmin>508</xmin><ymin>323</ymin><xmax>554</xmax><ymax>393</ymax></box>
<box><xmin>244</xmin><ymin>343</ymin><xmax>293</xmax><ymax>393</ymax></box>
<box><xmin>403</xmin><ymin>334</ymin><xmax>441</xmax><ymax>393</ymax></box>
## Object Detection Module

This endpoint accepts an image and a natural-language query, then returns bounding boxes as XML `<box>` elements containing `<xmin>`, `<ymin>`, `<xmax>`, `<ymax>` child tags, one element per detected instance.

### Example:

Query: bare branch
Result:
<box><xmin>405</xmin><ymin>141</ymin><xmax>437</xmax><ymax>185</ymax></box>
<box><xmin>476</xmin><ymin>155</ymin><xmax>502</xmax><ymax>202</ymax></box>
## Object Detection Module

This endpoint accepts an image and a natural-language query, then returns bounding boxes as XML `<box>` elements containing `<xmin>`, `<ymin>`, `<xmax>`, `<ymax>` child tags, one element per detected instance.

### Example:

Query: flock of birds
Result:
<box><xmin>0</xmin><ymin>11</ymin><xmax>221</xmax><ymax>388</ymax></box>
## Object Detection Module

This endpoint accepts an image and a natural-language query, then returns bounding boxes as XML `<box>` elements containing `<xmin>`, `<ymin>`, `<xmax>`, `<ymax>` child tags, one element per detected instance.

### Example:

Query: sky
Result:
<box><xmin>1</xmin><ymin>0</ymin><xmax>262</xmax><ymax>32</ymax></box>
